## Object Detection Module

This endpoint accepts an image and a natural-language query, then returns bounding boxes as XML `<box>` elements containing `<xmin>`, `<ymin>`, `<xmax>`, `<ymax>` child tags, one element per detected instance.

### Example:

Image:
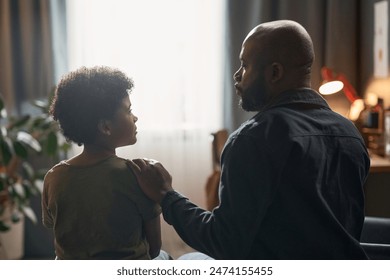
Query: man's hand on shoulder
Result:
<box><xmin>127</xmin><ymin>158</ymin><xmax>173</xmax><ymax>204</ymax></box>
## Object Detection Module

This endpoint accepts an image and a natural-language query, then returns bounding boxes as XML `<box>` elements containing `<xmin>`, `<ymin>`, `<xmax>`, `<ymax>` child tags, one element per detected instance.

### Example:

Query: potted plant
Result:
<box><xmin>0</xmin><ymin>95</ymin><xmax>70</xmax><ymax>259</ymax></box>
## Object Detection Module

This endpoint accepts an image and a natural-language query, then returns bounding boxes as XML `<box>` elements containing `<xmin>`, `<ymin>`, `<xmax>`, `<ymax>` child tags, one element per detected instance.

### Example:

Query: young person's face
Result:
<box><xmin>110</xmin><ymin>95</ymin><xmax>138</xmax><ymax>147</ymax></box>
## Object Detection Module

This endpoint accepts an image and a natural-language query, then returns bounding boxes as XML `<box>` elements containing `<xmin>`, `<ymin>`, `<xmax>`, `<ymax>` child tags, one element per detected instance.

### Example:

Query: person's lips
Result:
<box><xmin>234</xmin><ymin>83</ymin><xmax>241</xmax><ymax>95</ymax></box>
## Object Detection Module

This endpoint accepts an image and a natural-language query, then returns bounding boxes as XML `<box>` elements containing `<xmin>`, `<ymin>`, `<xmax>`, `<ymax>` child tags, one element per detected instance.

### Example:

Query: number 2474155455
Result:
<box><xmin>209</xmin><ymin>266</ymin><xmax>273</xmax><ymax>276</ymax></box>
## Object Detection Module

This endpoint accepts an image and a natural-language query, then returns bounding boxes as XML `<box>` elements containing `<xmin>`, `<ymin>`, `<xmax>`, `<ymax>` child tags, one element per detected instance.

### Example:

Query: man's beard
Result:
<box><xmin>239</xmin><ymin>98</ymin><xmax>259</xmax><ymax>112</ymax></box>
<box><xmin>239</xmin><ymin>90</ymin><xmax>268</xmax><ymax>112</ymax></box>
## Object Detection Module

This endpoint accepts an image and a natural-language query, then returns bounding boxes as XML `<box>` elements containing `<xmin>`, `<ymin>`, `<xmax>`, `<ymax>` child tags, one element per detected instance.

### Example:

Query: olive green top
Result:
<box><xmin>42</xmin><ymin>155</ymin><xmax>161</xmax><ymax>259</ymax></box>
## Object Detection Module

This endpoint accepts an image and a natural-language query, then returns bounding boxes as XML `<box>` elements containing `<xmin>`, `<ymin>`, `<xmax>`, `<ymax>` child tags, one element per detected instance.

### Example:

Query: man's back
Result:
<box><xmin>220</xmin><ymin>89</ymin><xmax>369</xmax><ymax>259</ymax></box>
<box><xmin>128</xmin><ymin>20</ymin><xmax>371</xmax><ymax>260</ymax></box>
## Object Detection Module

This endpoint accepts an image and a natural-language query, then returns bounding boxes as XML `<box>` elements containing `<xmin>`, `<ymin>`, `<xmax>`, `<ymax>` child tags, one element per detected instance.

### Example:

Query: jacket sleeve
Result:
<box><xmin>162</xmin><ymin>134</ymin><xmax>278</xmax><ymax>259</ymax></box>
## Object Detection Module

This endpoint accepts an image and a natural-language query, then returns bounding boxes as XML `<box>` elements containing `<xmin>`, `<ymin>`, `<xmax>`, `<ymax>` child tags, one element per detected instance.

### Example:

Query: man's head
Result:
<box><xmin>233</xmin><ymin>20</ymin><xmax>315</xmax><ymax>111</ymax></box>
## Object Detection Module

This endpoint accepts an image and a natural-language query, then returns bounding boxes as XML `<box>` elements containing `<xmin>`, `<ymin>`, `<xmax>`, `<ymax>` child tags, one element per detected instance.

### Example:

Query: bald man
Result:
<box><xmin>129</xmin><ymin>20</ymin><xmax>370</xmax><ymax>259</ymax></box>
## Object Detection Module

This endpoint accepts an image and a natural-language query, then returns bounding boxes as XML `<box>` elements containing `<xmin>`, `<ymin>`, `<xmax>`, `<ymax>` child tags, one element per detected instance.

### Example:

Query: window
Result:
<box><xmin>67</xmin><ymin>0</ymin><xmax>223</xmax><ymax>132</ymax></box>
<box><xmin>66</xmin><ymin>0</ymin><xmax>224</xmax><ymax>208</ymax></box>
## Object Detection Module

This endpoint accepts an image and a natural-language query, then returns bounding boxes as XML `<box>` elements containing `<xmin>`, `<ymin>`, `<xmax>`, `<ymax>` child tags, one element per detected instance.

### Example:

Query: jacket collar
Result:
<box><xmin>260</xmin><ymin>88</ymin><xmax>330</xmax><ymax>113</ymax></box>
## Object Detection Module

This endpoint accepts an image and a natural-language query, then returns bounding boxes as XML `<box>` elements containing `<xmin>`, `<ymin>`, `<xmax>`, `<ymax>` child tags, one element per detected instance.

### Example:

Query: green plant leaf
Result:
<box><xmin>7</xmin><ymin>115</ymin><xmax>31</xmax><ymax>130</ymax></box>
<box><xmin>22</xmin><ymin>162</ymin><xmax>35</xmax><ymax>181</ymax></box>
<box><xmin>40</xmin><ymin>118</ymin><xmax>53</xmax><ymax>130</ymax></box>
<box><xmin>33</xmin><ymin>179</ymin><xmax>44</xmax><ymax>194</ymax></box>
<box><xmin>16</xmin><ymin>131</ymin><xmax>41</xmax><ymax>152</ymax></box>
<box><xmin>0</xmin><ymin>127</ymin><xmax>7</xmax><ymax>138</ymax></box>
<box><xmin>22</xmin><ymin>180</ymin><xmax>38</xmax><ymax>197</ymax></box>
<box><xmin>13</xmin><ymin>140</ymin><xmax>28</xmax><ymax>159</ymax></box>
<box><xmin>0</xmin><ymin>137</ymin><xmax>14</xmax><ymax>165</ymax></box>
<box><xmin>0</xmin><ymin>220</ymin><xmax>10</xmax><ymax>232</ymax></box>
<box><xmin>11</xmin><ymin>211</ymin><xmax>21</xmax><ymax>223</ymax></box>
<box><xmin>21</xmin><ymin>205</ymin><xmax>37</xmax><ymax>224</ymax></box>
<box><xmin>46</xmin><ymin>131</ymin><xmax>58</xmax><ymax>156</ymax></box>
<box><xmin>32</xmin><ymin>100</ymin><xmax>48</xmax><ymax>111</ymax></box>
<box><xmin>0</xmin><ymin>98</ymin><xmax>6</xmax><ymax>120</ymax></box>
<box><xmin>30</xmin><ymin>115</ymin><xmax>46</xmax><ymax>129</ymax></box>
<box><xmin>0</xmin><ymin>180</ymin><xmax>4</xmax><ymax>191</ymax></box>
<box><xmin>0</xmin><ymin>109</ymin><xmax>7</xmax><ymax>119</ymax></box>
<box><xmin>34</xmin><ymin>168</ymin><xmax>48</xmax><ymax>180</ymax></box>
<box><xmin>61</xmin><ymin>142</ymin><xmax>72</xmax><ymax>152</ymax></box>
<box><xmin>12</xmin><ymin>182</ymin><xmax>25</xmax><ymax>199</ymax></box>
<box><xmin>33</xmin><ymin>100</ymin><xmax>49</xmax><ymax>114</ymax></box>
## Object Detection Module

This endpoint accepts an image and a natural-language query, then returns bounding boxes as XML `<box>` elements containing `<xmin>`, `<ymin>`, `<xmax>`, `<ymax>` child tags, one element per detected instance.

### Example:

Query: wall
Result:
<box><xmin>361</xmin><ymin>0</ymin><xmax>390</xmax><ymax>107</ymax></box>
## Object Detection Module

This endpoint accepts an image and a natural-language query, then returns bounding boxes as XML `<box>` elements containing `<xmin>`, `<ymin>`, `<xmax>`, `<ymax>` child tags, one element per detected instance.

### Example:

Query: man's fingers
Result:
<box><xmin>128</xmin><ymin>158</ymin><xmax>159</xmax><ymax>171</ymax></box>
<box><xmin>143</xmin><ymin>158</ymin><xmax>159</xmax><ymax>165</ymax></box>
<box><xmin>126</xmin><ymin>159</ymin><xmax>144</xmax><ymax>174</ymax></box>
<box><xmin>134</xmin><ymin>158</ymin><xmax>147</xmax><ymax>167</ymax></box>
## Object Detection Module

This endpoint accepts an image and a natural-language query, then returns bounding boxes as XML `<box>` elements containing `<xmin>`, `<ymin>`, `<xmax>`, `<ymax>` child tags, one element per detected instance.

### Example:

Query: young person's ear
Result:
<box><xmin>98</xmin><ymin>119</ymin><xmax>112</xmax><ymax>136</ymax></box>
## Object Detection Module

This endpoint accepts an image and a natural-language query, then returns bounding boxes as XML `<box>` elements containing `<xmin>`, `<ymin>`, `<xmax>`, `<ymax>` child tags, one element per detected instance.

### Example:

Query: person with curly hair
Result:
<box><xmin>41</xmin><ymin>66</ymin><xmax>163</xmax><ymax>260</ymax></box>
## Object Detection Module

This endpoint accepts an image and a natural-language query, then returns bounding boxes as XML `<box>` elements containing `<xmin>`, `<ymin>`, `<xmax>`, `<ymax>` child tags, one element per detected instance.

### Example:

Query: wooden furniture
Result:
<box><xmin>204</xmin><ymin>130</ymin><xmax>228</xmax><ymax>211</ymax></box>
<box><xmin>369</xmin><ymin>153</ymin><xmax>390</xmax><ymax>173</ymax></box>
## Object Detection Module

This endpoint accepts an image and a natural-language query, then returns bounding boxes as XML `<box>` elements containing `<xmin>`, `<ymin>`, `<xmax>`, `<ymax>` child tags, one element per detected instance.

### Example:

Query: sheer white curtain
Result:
<box><xmin>66</xmin><ymin>0</ymin><xmax>224</xmax><ymax>257</ymax></box>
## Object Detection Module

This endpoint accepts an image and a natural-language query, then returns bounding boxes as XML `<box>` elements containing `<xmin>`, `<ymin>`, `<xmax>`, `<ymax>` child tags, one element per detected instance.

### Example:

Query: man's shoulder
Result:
<box><xmin>232</xmin><ymin>109</ymin><xmax>292</xmax><ymax>140</ymax></box>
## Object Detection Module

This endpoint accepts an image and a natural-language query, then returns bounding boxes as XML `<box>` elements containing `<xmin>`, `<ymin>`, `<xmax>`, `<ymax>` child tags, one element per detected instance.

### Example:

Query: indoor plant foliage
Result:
<box><xmin>0</xmin><ymin>95</ymin><xmax>70</xmax><ymax>232</ymax></box>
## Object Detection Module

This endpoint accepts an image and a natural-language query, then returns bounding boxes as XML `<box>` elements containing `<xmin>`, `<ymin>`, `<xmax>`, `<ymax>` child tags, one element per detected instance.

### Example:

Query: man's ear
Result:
<box><xmin>98</xmin><ymin>119</ymin><xmax>112</xmax><ymax>136</ymax></box>
<box><xmin>270</xmin><ymin>62</ymin><xmax>284</xmax><ymax>83</ymax></box>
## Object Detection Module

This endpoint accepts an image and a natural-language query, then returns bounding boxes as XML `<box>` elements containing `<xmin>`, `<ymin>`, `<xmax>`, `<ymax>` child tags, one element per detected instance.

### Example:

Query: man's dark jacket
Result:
<box><xmin>162</xmin><ymin>89</ymin><xmax>370</xmax><ymax>259</ymax></box>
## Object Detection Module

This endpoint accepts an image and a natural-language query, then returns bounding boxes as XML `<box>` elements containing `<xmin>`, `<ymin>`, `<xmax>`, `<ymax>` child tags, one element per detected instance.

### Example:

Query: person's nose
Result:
<box><xmin>233</xmin><ymin>67</ymin><xmax>242</xmax><ymax>82</ymax></box>
<box><xmin>134</xmin><ymin>115</ymin><xmax>138</xmax><ymax>123</ymax></box>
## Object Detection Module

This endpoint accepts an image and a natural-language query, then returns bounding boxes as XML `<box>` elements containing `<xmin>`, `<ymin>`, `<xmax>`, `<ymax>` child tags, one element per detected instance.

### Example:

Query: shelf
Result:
<box><xmin>370</xmin><ymin>153</ymin><xmax>390</xmax><ymax>173</ymax></box>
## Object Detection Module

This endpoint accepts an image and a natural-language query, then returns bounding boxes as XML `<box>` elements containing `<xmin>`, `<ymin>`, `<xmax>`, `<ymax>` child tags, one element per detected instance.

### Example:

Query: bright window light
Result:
<box><xmin>66</xmin><ymin>0</ymin><xmax>224</xmax><ymax>131</ymax></box>
<box><xmin>65</xmin><ymin>0</ymin><xmax>225</xmax><ymax>216</ymax></box>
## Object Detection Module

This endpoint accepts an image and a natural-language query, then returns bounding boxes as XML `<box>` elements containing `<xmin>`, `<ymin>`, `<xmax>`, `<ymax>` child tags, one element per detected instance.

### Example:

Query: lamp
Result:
<box><xmin>319</xmin><ymin>66</ymin><xmax>365</xmax><ymax>121</ymax></box>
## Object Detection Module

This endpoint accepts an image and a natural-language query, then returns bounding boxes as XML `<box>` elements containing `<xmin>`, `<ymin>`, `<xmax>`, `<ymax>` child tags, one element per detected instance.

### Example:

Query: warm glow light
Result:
<box><xmin>349</xmin><ymin>99</ymin><xmax>365</xmax><ymax>121</ymax></box>
<box><xmin>319</xmin><ymin>81</ymin><xmax>344</xmax><ymax>95</ymax></box>
<box><xmin>365</xmin><ymin>92</ymin><xmax>379</xmax><ymax>107</ymax></box>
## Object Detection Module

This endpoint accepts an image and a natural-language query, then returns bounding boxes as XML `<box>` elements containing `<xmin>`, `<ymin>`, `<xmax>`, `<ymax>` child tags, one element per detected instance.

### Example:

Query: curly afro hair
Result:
<box><xmin>50</xmin><ymin>66</ymin><xmax>134</xmax><ymax>146</ymax></box>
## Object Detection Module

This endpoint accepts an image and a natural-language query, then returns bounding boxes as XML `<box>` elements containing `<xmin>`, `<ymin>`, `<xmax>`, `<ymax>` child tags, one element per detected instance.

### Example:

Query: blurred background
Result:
<box><xmin>1</xmin><ymin>0</ymin><xmax>389</xmax><ymax>259</ymax></box>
